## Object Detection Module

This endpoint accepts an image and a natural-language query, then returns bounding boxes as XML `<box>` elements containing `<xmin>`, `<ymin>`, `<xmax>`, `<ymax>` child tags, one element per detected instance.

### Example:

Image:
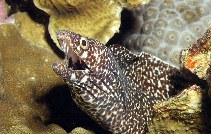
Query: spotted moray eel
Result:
<box><xmin>52</xmin><ymin>30</ymin><xmax>178</xmax><ymax>134</ymax></box>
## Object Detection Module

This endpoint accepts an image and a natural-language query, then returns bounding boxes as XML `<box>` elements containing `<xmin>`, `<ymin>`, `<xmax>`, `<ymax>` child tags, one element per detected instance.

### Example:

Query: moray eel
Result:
<box><xmin>52</xmin><ymin>30</ymin><xmax>177</xmax><ymax>133</ymax></box>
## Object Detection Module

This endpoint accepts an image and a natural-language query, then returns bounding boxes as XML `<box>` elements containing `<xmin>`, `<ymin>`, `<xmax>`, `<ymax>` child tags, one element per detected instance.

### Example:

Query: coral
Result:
<box><xmin>13</xmin><ymin>12</ymin><xmax>51</xmax><ymax>51</ymax></box>
<box><xmin>122</xmin><ymin>0</ymin><xmax>211</xmax><ymax>67</ymax></box>
<box><xmin>0</xmin><ymin>23</ymin><xmax>68</xmax><ymax>133</ymax></box>
<box><xmin>181</xmin><ymin>28</ymin><xmax>211</xmax><ymax>80</ymax></box>
<box><xmin>147</xmin><ymin>85</ymin><xmax>210</xmax><ymax>133</ymax></box>
<box><xmin>118</xmin><ymin>0</ymin><xmax>150</xmax><ymax>8</ymax></box>
<box><xmin>33</xmin><ymin>0</ymin><xmax>150</xmax><ymax>50</ymax></box>
<box><xmin>70</xmin><ymin>127</ymin><xmax>94</xmax><ymax>134</ymax></box>
<box><xmin>33</xmin><ymin>0</ymin><xmax>121</xmax><ymax>50</ymax></box>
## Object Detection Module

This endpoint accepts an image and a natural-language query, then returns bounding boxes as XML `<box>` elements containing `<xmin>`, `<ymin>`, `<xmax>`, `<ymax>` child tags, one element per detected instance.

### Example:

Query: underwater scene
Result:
<box><xmin>0</xmin><ymin>0</ymin><xmax>211</xmax><ymax>133</ymax></box>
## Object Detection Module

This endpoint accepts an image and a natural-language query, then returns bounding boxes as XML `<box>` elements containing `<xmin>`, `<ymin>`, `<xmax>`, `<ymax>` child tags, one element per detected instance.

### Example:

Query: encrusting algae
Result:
<box><xmin>181</xmin><ymin>27</ymin><xmax>211</xmax><ymax>80</ymax></box>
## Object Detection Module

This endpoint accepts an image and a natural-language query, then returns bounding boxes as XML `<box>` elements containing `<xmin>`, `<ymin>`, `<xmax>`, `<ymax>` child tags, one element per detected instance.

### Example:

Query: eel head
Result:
<box><xmin>52</xmin><ymin>30</ymin><xmax>128</xmax><ymax>133</ymax></box>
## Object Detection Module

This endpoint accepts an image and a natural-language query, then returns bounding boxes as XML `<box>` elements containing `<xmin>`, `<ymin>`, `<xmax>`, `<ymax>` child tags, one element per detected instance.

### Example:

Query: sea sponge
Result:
<box><xmin>0</xmin><ymin>0</ymin><xmax>8</xmax><ymax>20</ymax></box>
<box><xmin>33</xmin><ymin>0</ymin><xmax>150</xmax><ymax>50</ymax></box>
<box><xmin>123</xmin><ymin>0</ymin><xmax>211</xmax><ymax>67</ymax></box>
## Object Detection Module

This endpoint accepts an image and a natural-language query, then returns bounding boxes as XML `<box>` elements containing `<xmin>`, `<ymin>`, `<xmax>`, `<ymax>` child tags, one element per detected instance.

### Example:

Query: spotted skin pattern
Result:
<box><xmin>52</xmin><ymin>30</ymin><xmax>177</xmax><ymax>133</ymax></box>
<box><xmin>110</xmin><ymin>45</ymin><xmax>178</xmax><ymax>104</ymax></box>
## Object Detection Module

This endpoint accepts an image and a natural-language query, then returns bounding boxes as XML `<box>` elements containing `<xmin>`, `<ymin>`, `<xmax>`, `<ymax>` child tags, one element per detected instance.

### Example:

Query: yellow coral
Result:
<box><xmin>70</xmin><ymin>127</ymin><xmax>94</xmax><ymax>134</ymax></box>
<box><xmin>0</xmin><ymin>20</ymin><xmax>66</xmax><ymax>133</ymax></box>
<box><xmin>118</xmin><ymin>0</ymin><xmax>150</xmax><ymax>8</ymax></box>
<box><xmin>33</xmin><ymin>0</ymin><xmax>150</xmax><ymax>49</ymax></box>
<box><xmin>33</xmin><ymin>0</ymin><xmax>122</xmax><ymax>49</ymax></box>
<box><xmin>14</xmin><ymin>12</ymin><xmax>51</xmax><ymax>51</ymax></box>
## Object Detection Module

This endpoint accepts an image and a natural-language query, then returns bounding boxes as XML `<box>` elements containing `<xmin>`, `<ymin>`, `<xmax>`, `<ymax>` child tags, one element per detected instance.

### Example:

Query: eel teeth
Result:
<box><xmin>64</xmin><ymin>44</ymin><xmax>88</xmax><ymax>70</ymax></box>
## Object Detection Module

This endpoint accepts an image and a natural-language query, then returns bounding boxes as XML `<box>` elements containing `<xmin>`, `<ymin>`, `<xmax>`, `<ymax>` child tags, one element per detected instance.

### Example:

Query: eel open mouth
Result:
<box><xmin>62</xmin><ymin>44</ymin><xmax>89</xmax><ymax>70</ymax></box>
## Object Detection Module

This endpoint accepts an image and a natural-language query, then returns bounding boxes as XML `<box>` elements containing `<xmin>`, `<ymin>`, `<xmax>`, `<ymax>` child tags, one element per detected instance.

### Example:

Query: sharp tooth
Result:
<box><xmin>71</xmin><ymin>48</ymin><xmax>79</xmax><ymax>63</ymax></box>
<box><xmin>70</xmin><ymin>73</ymin><xmax>76</xmax><ymax>81</ymax></box>
<box><xmin>62</xmin><ymin>42</ymin><xmax>66</xmax><ymax>52</ymax></box>
<box><xmin>80</xmin><ymin>75</ymin><xmax>88</xmax><ymax>83</ymax></box>
<box><xmin>66</xmin><ymin>44</ymin><xmax>69</xmax><ymax>54</ymax></box>
<box><xmin>81</xmin><ymin>51</ymin><xmax>88</xmax><ymax>59</ymax></box>
<box><xmin>65</xmin><ymin>46</ymin><xmax>71</xmax><ymax>65</ymax></box>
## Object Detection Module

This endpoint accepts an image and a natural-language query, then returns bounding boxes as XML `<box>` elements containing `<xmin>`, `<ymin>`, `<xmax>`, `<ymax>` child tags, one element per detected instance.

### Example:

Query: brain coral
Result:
<box><xmin>123</xmin><ymin>0</ymin><xmax>211</xmax><ymax>67</ymax></box>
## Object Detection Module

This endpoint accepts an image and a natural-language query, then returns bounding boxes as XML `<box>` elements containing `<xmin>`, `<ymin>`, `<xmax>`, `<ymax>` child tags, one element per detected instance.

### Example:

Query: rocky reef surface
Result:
<box><xmin>0</xmin><ymin>0</ymin><xmax>211</xmax><ymax>134</ymax></box>
<box><xmin>148</xmin><ymin>85</ymin><xmax>211</xmax><ymax>134</ymax></box>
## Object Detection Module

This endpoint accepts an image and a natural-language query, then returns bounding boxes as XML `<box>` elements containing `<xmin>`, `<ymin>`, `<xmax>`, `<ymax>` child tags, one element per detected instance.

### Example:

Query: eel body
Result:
<box><xmin>52</xmin><ymin>30</ymin><xmax>177</xmax><ymax>133</ymax></box>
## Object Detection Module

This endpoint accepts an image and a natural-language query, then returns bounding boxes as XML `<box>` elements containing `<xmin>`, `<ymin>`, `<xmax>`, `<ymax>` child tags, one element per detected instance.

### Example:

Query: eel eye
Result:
<box><xmin>82</xmin><ymin>40</ymin><xmax>86</xmax><ymax>46</ymax></box>
<box><xmin>80</xmin><ymin>37</ymin><xmax>89</xmax><ymax>49</ymax></box>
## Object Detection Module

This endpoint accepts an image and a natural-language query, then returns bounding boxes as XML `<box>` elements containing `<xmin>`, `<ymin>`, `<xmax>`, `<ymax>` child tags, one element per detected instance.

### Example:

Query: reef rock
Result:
<box><xmin>122</xmin><ymin>0</ymin><xmax>211</xmax><ymax>67</ymax></box>
<box><xmin>206</xmin><ymin>65</ymin><xmax>211</xmax><ymax>97</ymax></box>
<box><xmin>148</xmin><ymin>85</ymin><xmax>210</xmax><ymax>134</ymax></box>
<box><xmin>181</xmin><ymin>27</ymin><xmax>211</xmax><ymax>80</ymax></box>
<box><xmin>33</xmin><ymin>0</ymin><xmax>150</xmax><ymax>50</ymax></box>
